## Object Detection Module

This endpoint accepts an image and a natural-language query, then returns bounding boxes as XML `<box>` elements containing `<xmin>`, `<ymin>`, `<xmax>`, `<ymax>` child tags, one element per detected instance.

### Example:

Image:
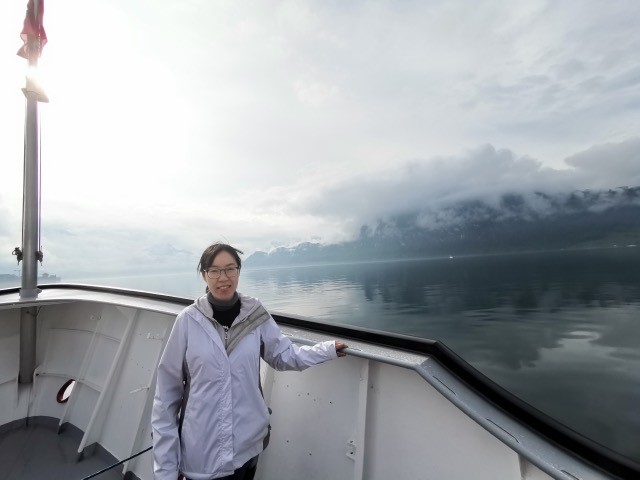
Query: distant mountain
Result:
<box><xmin>245</xmin><ymin>186</ymin><xmax>640</xmax><ymax>267</ymax></box>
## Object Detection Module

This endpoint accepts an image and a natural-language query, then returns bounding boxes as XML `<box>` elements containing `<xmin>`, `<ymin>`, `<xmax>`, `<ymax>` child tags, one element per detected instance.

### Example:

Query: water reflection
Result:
<box><xmin>241</xmin><ymin>248</ymin><xmax>640</xmax><ymax>462</ymax></box>
<box><xmin>243</xmin><ymin>249</ymin><xmax>640</xmax><ymax>363</ymax></box>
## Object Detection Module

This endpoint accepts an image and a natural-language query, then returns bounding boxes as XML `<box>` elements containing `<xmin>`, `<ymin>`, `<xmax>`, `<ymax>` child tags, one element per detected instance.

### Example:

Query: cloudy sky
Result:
<box><xmin>1</xmin><ymin>0</ymin><xmax>639</xmax><ymax>277</ymax></box>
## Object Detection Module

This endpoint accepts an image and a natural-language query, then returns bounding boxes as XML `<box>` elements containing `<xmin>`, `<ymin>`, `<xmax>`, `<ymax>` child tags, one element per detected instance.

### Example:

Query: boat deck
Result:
<box><xmin>0</xmin><ymin>422</ymin><xmax>124</xmax><ymax>480</ymax></box>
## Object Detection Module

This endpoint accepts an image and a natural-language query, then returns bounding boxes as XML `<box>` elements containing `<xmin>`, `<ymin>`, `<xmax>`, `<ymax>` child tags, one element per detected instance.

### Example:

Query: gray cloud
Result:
<box><xmin>456</xmin><ymin>3</ymin><xmax>640</xmax><ymax>151</ymax></box>
<box><xmin>565</xmin><ymin>137</ymin><xmax>640</xmax><ymax>187</ymax></box>
<box><xmin>290</xmin><ymin>138</ymin><xmax>640</xmax><ymax>236</ymax></box>
<box><xmin>296</xmin><ymin>144</ymin><xmax>567</xmax><ymax>219</ymax></box>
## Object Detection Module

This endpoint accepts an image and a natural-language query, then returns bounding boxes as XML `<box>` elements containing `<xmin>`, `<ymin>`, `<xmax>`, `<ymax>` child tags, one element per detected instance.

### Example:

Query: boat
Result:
<box><xmin>4</xmin><ymin>288</ymin><xmax>640</xmax><ymax>480</ymax></box>
<box><xmin>2</xmin><ymin>2</ymin><xmax>640</xmax><ymax>480</ymax></box>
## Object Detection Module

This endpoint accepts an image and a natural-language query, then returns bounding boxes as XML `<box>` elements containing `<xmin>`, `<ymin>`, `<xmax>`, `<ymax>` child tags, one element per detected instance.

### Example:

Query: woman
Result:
<box><xmin>152</xmin><ymin>243</ymin><xmax>348</xmax><ymax>480</ymax></box>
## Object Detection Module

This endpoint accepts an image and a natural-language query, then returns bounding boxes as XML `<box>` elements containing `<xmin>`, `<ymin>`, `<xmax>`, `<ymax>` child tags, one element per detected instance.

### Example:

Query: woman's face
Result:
<box><xmin>202</xmin><ymin>250</ymin><xmax>240</xmax><ymax>302</ymax></box>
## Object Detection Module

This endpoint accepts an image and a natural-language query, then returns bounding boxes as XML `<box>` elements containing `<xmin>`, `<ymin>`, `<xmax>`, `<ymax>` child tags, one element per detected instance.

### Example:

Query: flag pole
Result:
<box><xmin>18</xmin><ymin>0</ymin><xmax>48</xmax><ymax>384</ymax></box>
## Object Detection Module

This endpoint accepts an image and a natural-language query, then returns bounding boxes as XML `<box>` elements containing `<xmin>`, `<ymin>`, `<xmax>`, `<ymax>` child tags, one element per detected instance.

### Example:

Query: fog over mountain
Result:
<box><xmin>247</xmin><ymin>139</ymin><xmax>640</xmax><ymax>266</ymax></box>
<box><xmin>247</xmin><ymin>185</ymin><xmax>640</xmax><ymax>266</ymax></box>
<box><xmin>293</xmin><ymin>139</ymin><xmax>640</xmax><ymax>226</ymax></box>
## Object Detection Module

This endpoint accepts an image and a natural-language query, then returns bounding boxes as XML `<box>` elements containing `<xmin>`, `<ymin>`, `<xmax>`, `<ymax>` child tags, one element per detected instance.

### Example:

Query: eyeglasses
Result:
<box><xmin>204</xmin><ymin>266</ymin><xmax>240</xmax><ymax>279</ymax></box>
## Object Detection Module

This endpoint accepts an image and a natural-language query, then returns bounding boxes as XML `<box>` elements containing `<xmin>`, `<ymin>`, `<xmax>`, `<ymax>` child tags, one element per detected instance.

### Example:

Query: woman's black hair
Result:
<box><xmin>197</xmin><ymin>243</ymin><xmax>244</xmax><ymax>273</ymax></box>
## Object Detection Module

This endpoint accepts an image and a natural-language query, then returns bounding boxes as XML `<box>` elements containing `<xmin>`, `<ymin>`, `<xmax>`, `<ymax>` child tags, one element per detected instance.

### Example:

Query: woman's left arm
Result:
<box><xmin>260</xmin><ymin>318</ymin><xmax>347</xmax><ymax>371</ymax></box>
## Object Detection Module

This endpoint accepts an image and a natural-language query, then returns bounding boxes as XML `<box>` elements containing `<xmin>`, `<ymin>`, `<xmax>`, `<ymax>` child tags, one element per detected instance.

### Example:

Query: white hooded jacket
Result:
<box><xmin>151</xmin><ymin>292</ymin><xmax>337</xmax><ymax>480</ymax></box>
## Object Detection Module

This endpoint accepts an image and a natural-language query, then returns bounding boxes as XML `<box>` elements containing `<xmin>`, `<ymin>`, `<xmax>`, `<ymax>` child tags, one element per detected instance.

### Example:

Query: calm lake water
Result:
<box><xmin>4</xmin><ymin>248</ymin><xmax>640</xmax><ymax>464</ymax></box>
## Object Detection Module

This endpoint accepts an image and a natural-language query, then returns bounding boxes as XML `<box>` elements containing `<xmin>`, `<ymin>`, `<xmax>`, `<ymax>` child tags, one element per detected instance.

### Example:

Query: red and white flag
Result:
<box><xmin>17</xmin><ymin>0</ymin><xmax>47</xmax><ymax>59</ymax></box>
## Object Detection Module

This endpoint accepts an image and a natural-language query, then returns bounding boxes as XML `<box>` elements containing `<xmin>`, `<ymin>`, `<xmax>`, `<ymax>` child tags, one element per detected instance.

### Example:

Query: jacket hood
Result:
<box><xmin>192</xmin><ymin>292</ymin><xmax>270</xmax><ymax>354</ymax></box>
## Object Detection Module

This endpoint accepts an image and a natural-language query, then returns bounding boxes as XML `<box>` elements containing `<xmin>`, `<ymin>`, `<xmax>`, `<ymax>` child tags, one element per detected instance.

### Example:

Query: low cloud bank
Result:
<box><xmin>293</xmin><ymin>138</ymin><xmax>640</xmax><ymax>236</ymax></box>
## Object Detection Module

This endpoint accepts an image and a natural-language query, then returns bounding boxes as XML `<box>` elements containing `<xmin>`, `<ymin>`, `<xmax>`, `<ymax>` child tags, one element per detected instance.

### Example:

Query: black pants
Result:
<box><xmin>186</xmin><ymin>455</ymin><xmax>258</xmax><ymax>480</ymax></box>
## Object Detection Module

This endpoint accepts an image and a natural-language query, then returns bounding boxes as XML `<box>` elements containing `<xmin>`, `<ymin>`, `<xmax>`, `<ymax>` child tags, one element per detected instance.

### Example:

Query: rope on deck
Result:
<box><xmin>80</xmin><ymin>446</ymin><xmax>152</xmax><ymax>480</ymax></box>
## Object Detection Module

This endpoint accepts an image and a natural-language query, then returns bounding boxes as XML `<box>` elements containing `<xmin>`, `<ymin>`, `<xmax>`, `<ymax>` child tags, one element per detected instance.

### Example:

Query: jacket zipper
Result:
<box><xmin>223</xmin><ymin>325</ymin><xmax>230</xmax><ymax>345</ymax></box>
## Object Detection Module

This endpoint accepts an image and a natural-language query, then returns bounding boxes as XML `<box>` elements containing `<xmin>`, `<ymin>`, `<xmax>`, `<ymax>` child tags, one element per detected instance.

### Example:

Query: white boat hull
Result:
<box><xmin>0</xmin><ymin>286</ymin><xmax>627</xmax><ymax>479</ymax></box>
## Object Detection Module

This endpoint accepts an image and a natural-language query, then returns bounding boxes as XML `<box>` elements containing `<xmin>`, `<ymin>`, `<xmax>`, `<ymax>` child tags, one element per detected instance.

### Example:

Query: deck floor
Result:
<box><xmin>0</xmin><ymin>423</ymin><xmax>124</xmax><ymax>480</ymax></box>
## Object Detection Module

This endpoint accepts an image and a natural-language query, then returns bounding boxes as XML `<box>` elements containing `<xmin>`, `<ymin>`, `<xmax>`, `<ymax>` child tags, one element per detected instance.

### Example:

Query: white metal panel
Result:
<box><xmin>259</xmin><ymin>357</ymin><xmax>525</xmax><ymax>480</ymax></box>
<box><xmin>0</xmin><ymin>308</ymin><xmax>20</xmax><ymax>382</ymax></box>
<box><xmin>0</xmin><ymin>381</ymin><xmax>18</xmax><ymax>426</ymax></box>
<box><xmin>101</xmin><ymin>305</ymin><xmax>135</xmax><ymax>339</ymax></box>
<box><xmin>258</xmin><ymin>356</ymin><xmax>367</xmax><ymax>480</ymax></box>
<box><xmin>66</xmin><ymin>384</ymin><xmax>100</xmax><ymax>432</ymax></box>
<box><xmin>83</xmin><ymin>334</ymin><xmax>119</xmax><ymax>388</ymax></box>
<box><xmin>78</xmin><ymin>308</ymin><xmax>138</xmax><ymax>453</ymax></box>
<box><xmin>0</xmin><ymin>334</ymin><xmax>19</xmax><ymax>386</ymax></box>
<box><xmin>42</xmin><ymin>301</ymin><xmax>96</xmax><ymax>329</ymax></box>
<box><xmin>0</xmin><ymin>310</ymin><xmax>21</xmax><ymax>426</ymax></box>
<box><xmin>40</xmin><ymin>329</ymin><xmax>93</xmax><ymax>377</ymax></box>
<box><xmin>98</xmin><ymin>309</ymin><xmax>173</xmax><ymax>460</ymax></box>
<box><xmin>31</xmin><ymin>375</ymin><xmax>73</xmax><ymax>419</ymax></box>
<box><xmin>363</xmin><ymin>362</ymin><xmax>521</xmax><ymax>480</ymax></box>
<box><xmin>32</xmin><ymin>306</ymin><xmax>103</xmax><ymax>428</ymax></box>
<box><xmin>123</xmin><ymin>318</ymin><xmax>171</xmax><ymax>480</ymax></box>
<box><xmin>79</xmin><ymin>305</ymin><xmax>136</xmax><ymax>395</ymax></box>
